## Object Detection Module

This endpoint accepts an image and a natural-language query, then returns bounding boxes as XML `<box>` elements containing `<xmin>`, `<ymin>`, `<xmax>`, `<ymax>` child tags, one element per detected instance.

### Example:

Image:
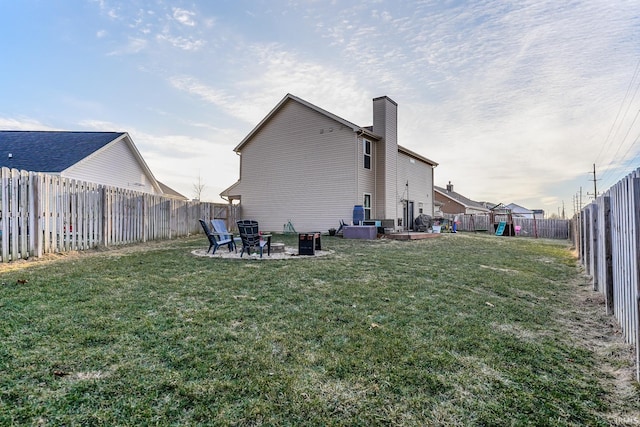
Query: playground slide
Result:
<box><xmin>495</xmin><ymin>221</ymin><xmax>506</xmax><ymax>236</ymax></box>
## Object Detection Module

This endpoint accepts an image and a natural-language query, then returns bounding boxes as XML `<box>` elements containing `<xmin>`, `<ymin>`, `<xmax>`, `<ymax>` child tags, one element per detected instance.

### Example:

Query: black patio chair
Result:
<box><xmin>199</xmin><ymin>219</ymin><xmax>235</xmax><ymax>254</ymax></box>
<box><xmin>236</xmin><ymin>220</ymin><xmax>271</xmax><ymax>258</ymax></box>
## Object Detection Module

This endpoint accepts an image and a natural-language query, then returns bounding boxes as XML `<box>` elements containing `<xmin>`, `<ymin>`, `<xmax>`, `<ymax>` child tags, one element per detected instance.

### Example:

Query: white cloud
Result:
<box><xmin>169</xmin><ymin>76</ymin><xmax>232</xmax><ymax>109</ymax></box>
<box><xmin>77</xmin><ymin>119</ymin><xmax>124</xmax><ymax>131</ymax></box>
<box><xmin>0</xmin><ymin>117</ymin><xmax>59</xmax><ymax>131</ymax></box>
<box><xmin>133</xmin><ymin>131</ymin><xmax>241</xmax><ymax>202</ymax></box>
<box><xmin>172</xmin><ymin>8</ymin><xmax>196</xmax><ymax>26</ymax></box>
<box><xmin>156</xmin><ymin>34</ymin><xmax>205</xmax><ymax>51</ymax></box>
<box><xmin>168</xmin><ymin>43</ymin><xmax>374</xmax><ymax>128</ymax></box>
<box><xmin>93</xmin><ymin>0</ymin><xmax>119</xmax><ymax>19</ymax></box>
<box><xmin>107</xmin><ymin>37</ymin><xmax>147</xmax><ymax>55</ymax></box>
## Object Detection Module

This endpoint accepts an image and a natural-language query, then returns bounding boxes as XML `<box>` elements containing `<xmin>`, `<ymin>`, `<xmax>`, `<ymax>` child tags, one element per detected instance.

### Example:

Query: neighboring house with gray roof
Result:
<box><xmin>434</xmin><ymin>182</ymin><xmax>489</xmax><ymax>215</ymax></box>
<box><xmin>157</xmin><ymin>181</ymin><xmax>188</xmax><ymax>200</ymax></box>
<box><xmin>0</xmin><ymin>131</ymin><xmax>183</xmax><ymax>198</ymax></box>
<box><xmin>221</xmin><ymin>94</ymin><xmax>438</xmax><ymax>232</ymax></box>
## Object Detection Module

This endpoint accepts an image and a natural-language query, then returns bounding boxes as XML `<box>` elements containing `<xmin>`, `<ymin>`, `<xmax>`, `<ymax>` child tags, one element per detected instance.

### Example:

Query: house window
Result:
<box><xmin>363</xmin><ymin>139</ymin><xmax>371</xmax><ymax>169</ymax></box>
<box><xmin>363</xmin><ymin>193</ymin><xmax>372</xmax><ymax>220</ymax></box>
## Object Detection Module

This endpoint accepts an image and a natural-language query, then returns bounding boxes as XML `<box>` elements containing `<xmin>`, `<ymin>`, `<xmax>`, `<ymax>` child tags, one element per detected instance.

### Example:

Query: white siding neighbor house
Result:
<box><xmin>220</xmin><ymin>94</ymin><xmax>438</xmax><ymax>232</ymax></box>
<box><xmin>506</xmin><ymin>203</ymin><xmax>536</xmax><ymax>219</ymax></box>
<box><xmin>0</xmin><ymin>131</ymin><xmax>185</xmax><ymax>199</ymax></box>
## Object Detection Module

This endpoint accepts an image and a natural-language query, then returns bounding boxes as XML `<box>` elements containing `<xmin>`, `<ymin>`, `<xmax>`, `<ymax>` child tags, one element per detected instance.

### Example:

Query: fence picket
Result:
<box><xmin>1</xmin><ymin>168</ymin><xmax>9</xmax><ymax>261</ymax></box>
<box><xmin>10</xmin><ymin>169</ymin><xmax>19</xmax><ymax>260</ymax></box>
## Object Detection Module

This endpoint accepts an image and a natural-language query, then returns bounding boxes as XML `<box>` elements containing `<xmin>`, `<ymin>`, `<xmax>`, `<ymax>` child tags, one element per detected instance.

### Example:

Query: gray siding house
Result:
<box><xmin>220</xmin><ymin>94</ymin><xmax>438</xmax><ymax>232</ymax></box>
<box><xmin>0</xmin><ymin>131</ymin><xmax>184</xmax><ymax>198</ymax></box>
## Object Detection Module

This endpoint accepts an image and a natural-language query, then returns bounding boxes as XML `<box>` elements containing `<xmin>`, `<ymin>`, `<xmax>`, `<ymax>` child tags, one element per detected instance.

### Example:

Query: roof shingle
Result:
<box><xmin>0</xmin><ymin>131</ymin><xmax>125</xmax><ymax>172</ymax></box>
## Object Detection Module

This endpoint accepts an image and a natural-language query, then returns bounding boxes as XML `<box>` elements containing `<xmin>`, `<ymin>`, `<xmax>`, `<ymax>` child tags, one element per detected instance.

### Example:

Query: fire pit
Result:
<box><xmin>270</xmin><ymin>242</ymin><xmax>285</xmax><ymax>253</ymax></box>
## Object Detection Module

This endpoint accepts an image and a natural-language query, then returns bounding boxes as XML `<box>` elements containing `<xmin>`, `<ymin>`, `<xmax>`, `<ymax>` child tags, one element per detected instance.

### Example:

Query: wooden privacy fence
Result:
<box><xmin>578</xmin><ymin>166</ymin><xmax>640</xmax><ymax>382</ymax></box>
<box><xmin>0</xmin><ymin>167</ymin><xmax>236</xmax><ymax>262</ymax></box>
<box><xmin>450</xmin><ymin>213</ymin><xmax>570</xmax><ymax>239</ymax></box>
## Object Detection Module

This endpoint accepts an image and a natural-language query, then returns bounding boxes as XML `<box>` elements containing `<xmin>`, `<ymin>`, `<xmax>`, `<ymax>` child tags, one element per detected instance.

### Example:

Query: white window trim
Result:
<box><xmin>363</xmin><ymin>139</ymin><xmax>371</xmax><ymax>170</ymax></box>
<box><xmin>363</xmin><ymin>193</ymin><xmax>372</xmax><ymax>220</ymax></box>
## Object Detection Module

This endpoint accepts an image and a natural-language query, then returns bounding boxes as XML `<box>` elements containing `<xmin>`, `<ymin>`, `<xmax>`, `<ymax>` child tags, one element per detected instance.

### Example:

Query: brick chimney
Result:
<box><xmin>446</xmin><ymin>181</ymin><xmax>453</xmax><ymax>192</ymax></box>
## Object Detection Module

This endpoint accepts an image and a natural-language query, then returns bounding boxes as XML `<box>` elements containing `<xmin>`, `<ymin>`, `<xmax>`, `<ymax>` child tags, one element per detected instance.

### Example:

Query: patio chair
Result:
<box><xmin>199</xmin><ymin>219</ymin><xmax>236</xmax><ymax>255</ymax></box>
<box><xmin>211</xmin><ymin>219</ymin><xmax>241</xmax><ymax>251</ymax></box>
<box><xmin>236</xmin><ymin>220</ymin><xmax>271</xmax><ymax>258</ymax></box>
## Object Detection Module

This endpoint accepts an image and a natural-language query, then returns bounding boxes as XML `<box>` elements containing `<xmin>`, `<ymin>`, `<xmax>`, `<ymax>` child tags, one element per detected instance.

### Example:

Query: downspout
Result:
<box><xmin>355</xmin><ymin>132</ymin><xmax>359</xmax><ymax>206</ymax></box>
<box><xmin>431</xmin><ymin>166</ymin><xmax>435</xmax><ymax>216</ymax></box>
<box><xmin>374</xmin><ymin>138</ymin><xmax>377</xmax><ymax>219</ymax></box>
<box><xmin>392</xmin><ymin>139</ymin><xmax>398</xmax><ymax>231</ymax></box>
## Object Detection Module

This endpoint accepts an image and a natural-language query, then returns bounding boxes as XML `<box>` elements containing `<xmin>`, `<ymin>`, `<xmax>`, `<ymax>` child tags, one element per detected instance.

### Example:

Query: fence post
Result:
<box><xmin>29</xmin><ymin>172</ymin><xmax>39</xmax><ymax>258</ymax></box>
<box><xmin>632</xmin><ymin>178</ymin><xmax>640</xmax><ymax>382</ymax></box>
<box><xmin>583</xmin><ymin>207</ymin><xmax>591</xmax><ymax>274</ymax></box>
<box><xmin>10</xmin><ymin>169</ymin><xmax>19</xmax><ymax>260</ymax></box>
<box><xmin>603</xmin><ymin>196</ymin><xmax>614</xmax><ymax>316</ymax></box>
<box><xmin>591</xmin><ymin>203</ymin><xmax>599</xmax><ymax>291</ymax></box>
<box><xmin>101</xmin><ymin>186</ymin><xmax>108</xmax><ymax>247</ymax></box>
<box><xmin>1</xmin><ymin>168</ymin><xmax>8</xmax><ymax>262</ymax></box>
<box><xmin>579</xmin><ymin>211</ymin><xmax>585</xmax><ymax>263</ymax></box>
<box><xmin>576</xmin><ymin>212</ymin><xmax>582</xmax><ymax>260</ymax></box>
<box><xmin>18</xmin><ymin>170</ymin><xmax>28</xmax><ymax>259</ymax></box>
<box><xmin>142</xmin><ymin>193</ymin><xmax>147</xmax><ymax>243</ymax></box>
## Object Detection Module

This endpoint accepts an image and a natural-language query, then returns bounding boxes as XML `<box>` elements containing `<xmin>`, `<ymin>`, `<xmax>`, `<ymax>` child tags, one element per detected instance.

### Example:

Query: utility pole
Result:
<box><xmin>580</xmin><ymin>187</ymin><xmax>583</xmax><ymax>210</ymax></box>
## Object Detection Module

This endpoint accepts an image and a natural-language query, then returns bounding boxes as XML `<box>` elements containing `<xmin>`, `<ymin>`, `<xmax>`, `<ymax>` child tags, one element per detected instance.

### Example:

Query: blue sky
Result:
<box><xmin>1</xmin><ymin>0</ymin><xmax>639</xmax><ymax>216</ymax></box>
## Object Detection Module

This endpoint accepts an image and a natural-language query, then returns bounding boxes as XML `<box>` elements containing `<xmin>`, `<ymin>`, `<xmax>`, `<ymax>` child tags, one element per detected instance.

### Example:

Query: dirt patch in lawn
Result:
<box><xmin>557</xmin><ymin>270</ymin><xmax>640</xmax><ymax>425</ymax></box>
<box><xmin>0</xmin><ymin>237</ymin><xmax>194</xmax><ymax>273</ymax></box>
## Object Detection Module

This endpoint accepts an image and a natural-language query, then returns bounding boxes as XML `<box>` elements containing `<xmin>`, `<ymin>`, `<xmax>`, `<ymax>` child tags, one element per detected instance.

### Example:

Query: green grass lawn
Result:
<box><xmin>1</xmin><ymin>233</ymin><xmax>638</xmax><ymax>426</ymax></box>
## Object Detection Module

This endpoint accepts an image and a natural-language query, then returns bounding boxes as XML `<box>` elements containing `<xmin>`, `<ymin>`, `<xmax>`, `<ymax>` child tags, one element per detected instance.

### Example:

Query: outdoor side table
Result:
<box><xmin>298</xmin><ymin>232</ymin><xmax>321</xmax><ymax>255</ymax></box>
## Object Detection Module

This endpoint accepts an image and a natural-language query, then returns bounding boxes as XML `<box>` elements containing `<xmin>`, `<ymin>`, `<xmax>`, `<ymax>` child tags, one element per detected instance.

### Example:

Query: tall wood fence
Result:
<box><xmin>578</xmin><ymin>167</ymin><xmax>640</xmax><ymax>382</ymax></box>
<box><xmin>450</xmin><ymin>213</ymin><xmax>571</xmax><ymax>239</ymax></box>
<box><xmin>0</xmin><ymin>167</ymin><xmax>237</xmax><ymax>262</ymax></box>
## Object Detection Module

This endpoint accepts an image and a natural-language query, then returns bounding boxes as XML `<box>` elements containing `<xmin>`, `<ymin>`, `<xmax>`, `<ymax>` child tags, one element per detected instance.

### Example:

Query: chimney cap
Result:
<box><xmin>372</xmin><ymin>95</ymin><xmax>398</xmax><ymax>106</ymax></box>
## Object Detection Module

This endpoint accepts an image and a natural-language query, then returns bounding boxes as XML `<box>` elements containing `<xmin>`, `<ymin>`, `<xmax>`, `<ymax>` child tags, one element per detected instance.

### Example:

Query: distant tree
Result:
<box><xmin>548</xmin><ymin>213</ymin><xmax>561</xmax><ymax>219</ymax></box>
<box><xmin>192</xmin><ymin>173</ymin><xmax>206</xmax><ymax>201</ymax></box>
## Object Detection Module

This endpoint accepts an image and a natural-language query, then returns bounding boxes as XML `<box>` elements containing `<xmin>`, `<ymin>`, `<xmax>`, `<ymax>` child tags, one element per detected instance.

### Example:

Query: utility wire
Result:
<box><xmin>598</xmin><ymin>107</ymin><xmax>640</xmax><ymax>188</ymax></box>
<box><xmin>593</xmin><ymin>56</ymin><xmax>640</xmax><ymax>192</ymax></box>
<box><xmin>594</xmin><ymin>56</ymin><xmax>640</xmax><ymax>166</ymax></box>
<box><xmin>601</xmin><ymin>130</ymin><xmax>640</xmax><ymax>189</ymax></box>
